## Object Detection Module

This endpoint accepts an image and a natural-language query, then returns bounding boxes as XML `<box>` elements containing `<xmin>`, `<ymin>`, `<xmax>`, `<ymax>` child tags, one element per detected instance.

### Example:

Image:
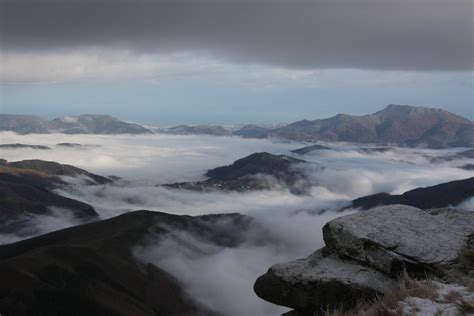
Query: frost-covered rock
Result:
<box><xmin>399</xmin><ymin>281</ymin><xmax>474</xmax><ymax>316</ymax></box>
<box><xmin>254</xmin><ymin>205</ymin><xmax>474</xmax><ymax>313</ymax></box>
<box><xmin>323</xmin><ymin>205</ymin><xmax>474</xmax><ymax>277</ymax></box>
<box><xmin>254</xmin><ymin>249</ymin><xmax>397</xmax><ymax>313</ymax></box>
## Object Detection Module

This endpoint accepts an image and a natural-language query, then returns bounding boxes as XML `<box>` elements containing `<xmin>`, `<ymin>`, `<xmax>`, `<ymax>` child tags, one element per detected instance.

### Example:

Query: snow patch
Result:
<box><xmin>399</xmin><ymin>281</ymin><xmax>474</xmax><ymax>316</ymax></box>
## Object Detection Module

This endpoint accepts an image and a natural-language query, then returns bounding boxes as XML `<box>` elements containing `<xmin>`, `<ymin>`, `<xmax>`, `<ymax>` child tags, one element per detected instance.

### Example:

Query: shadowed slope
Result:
<box><xmin>0</xmin><ymin>210</ymin><xmax>256</xmax><ymax>315</ymax></box>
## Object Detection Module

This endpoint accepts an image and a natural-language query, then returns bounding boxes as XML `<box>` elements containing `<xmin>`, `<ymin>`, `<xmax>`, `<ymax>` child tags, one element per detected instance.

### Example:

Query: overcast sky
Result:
<box><xmin>0</xmin><ymin>0</ymin><xmax>473</xmax><ymax>124</ymax></box>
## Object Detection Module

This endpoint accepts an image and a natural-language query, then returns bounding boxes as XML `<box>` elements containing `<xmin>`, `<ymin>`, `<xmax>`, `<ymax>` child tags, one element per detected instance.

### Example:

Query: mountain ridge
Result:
<box><xmin>1</xmin><ymin>105</ymin><xmax>472</xmax><ymax>147</ymax></box>
<box><xmin>0</xmin><ymin>209</ymin><xmax>257</xmax><ymax>315</ymax></box>
<box><xmin>0</xmin><ymin>114</ymin><xmax>151</xmax><ymax>135</ymax></box>
<box><xmin>269</xmin><ymin>104</ymin><xmax>473</xmax><ymax>148</ymax></box>
<box><xmin>164</xmin><ymin>152</ymin><xmax>315</xmax><ymax>194</ymax></box>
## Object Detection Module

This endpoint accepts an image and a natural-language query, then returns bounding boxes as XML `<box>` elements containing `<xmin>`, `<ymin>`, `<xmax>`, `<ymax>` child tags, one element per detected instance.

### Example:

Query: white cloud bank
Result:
<box><xmin>0</xmin><ymin>132</ymin><xmax>472</xmax><ymax>315</ymax></box>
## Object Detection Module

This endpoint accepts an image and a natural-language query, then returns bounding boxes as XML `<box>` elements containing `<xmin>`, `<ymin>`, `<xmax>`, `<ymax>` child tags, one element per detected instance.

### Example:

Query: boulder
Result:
<box><xmin>254</xmin><ymin>249</ymin><xmax>396</xmax><ymax>313</ymax></box>
<box><xmin>323</xmin><ymin>205</ymin><xmax>474</xmax><ymax>277</ymax></box>
<box><xmin>254</xmin><ymin>205</ymin><xmax>474</xmax><ymax>314</ymax></box>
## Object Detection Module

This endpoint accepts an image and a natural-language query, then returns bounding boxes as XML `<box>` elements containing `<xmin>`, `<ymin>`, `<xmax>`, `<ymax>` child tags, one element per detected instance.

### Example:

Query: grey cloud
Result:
<box><xmin>1</xmin><ymin>0</ymin><xmax>472</xmax><ymax>71</ymax></box>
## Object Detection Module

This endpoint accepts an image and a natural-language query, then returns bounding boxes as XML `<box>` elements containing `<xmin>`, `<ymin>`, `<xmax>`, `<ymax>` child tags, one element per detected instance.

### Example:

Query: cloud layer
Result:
<box><xmin>0</xmin><ymin>132</ymin><xmax>473</xmax><ymax>314</ymax></box>
<box><xmin>134</xmin><ymin>209</ymin><xmax>351</xmax><ymax>316</ymax></box>
<box><xmin>1</xmin><ymin>132</ymin><xmax>472</xmax><ymax>218</ymax></box>
<box><xmin>1</xmin><ymin>0</ymin><xmax>472</xmax><ymax>71</ymax></box>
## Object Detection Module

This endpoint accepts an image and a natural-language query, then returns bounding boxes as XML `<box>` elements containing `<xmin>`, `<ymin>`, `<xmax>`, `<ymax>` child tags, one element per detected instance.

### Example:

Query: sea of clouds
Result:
<box><xmin>0</xmin><ymin>131</ymin><xmax>472</xmax><ymax>315</ymax></box>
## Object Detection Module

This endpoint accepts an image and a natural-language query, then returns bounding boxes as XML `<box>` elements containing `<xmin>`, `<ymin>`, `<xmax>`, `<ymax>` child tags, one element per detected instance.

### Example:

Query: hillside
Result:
<box><xmin>0</xmin><ymin>210</ymin><xmax>255</xmax><ymax>315</ymax></box>
<box><xmin>0</xmin><ymin>114</ymin><xmax>151</xmax><ymax>135</ymax></box>
<box><xmin>270</xmin><ymin>105</ymin><xmax>474</xmax><ymax>148</ymax></box>
<box><xmin>165</xmin><ymin>152</ymin><xmax>314</xmax><ymax>194</ymax></box>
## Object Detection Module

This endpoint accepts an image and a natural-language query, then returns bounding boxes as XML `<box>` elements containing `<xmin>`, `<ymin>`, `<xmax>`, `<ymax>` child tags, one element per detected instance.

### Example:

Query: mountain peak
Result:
<box><xmin>271</xmin><ymin>104</ymin><xmax>473</xmax><ymax>147</ymax></box>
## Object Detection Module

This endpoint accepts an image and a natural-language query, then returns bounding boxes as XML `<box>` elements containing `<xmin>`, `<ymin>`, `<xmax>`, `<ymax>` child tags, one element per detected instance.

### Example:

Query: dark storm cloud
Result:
<box><xmin>1</xmin><ymin>0</ymin><xmax>473</xmax><ymax>71</ymax></box>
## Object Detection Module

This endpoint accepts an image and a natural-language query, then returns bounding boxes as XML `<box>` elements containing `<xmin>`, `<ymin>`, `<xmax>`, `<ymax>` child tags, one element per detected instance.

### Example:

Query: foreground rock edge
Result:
<box><xmin>254</xmin><ymin>204</ymin><xmax>474</xmax><ymax>314</ymax></box>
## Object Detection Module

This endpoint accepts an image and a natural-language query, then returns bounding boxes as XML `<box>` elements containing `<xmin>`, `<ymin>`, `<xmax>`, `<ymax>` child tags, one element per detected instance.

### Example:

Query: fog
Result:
<box><xmin>0</xmin><ymin>207</ymin><xmax>84</xmax><ymax>244</ymax></box>
<box><xmin>133</xmin><ymin>208</ymin><xmax>355</xmax><ymax>316</ymax></box>
<box><xmin>0</xmin><ymin>131</ymin><xmax>473</xmax><ymax>314</ymax></box>
<box><xmin>1</xmin><ymin>132</ymin><xmax>471</xmax><ymax>216</ymax></box>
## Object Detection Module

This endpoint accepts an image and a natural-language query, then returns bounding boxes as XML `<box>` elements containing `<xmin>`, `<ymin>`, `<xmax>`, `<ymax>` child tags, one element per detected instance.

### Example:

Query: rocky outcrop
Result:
<box><xmin>254</xmin><ymin>205</ymin><xmax>474</xmax><ymax>314</ymax></box>
<box><xmin>323</xmin><ymin>206</ymin><xmax>474</xmax><ymax>276</ymax></box>
<box><xmin>254</xmin><ymin>249</ymin><xmax>397</xmax><ymax>313</ymax></box>
<box><xmin>350</xmin><ymin>177</ymin><xmax>474</xmax><ymax>210</ymax></box>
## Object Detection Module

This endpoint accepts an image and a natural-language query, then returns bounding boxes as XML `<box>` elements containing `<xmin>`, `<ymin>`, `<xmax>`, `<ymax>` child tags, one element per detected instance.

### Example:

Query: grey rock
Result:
<box><xmin>254</xmin><ymin>204</ymin><xmax>474</xmax><ymax>313</ymax></box>
<box><xmin>323</xmin><ymin>205</ymin><xmax>474</xmax><ymax>276</ymax></box>
<box><xmin>254</xmin><ymin>249</ymin><xmax>396</xmax><ymax>313</ymax></box>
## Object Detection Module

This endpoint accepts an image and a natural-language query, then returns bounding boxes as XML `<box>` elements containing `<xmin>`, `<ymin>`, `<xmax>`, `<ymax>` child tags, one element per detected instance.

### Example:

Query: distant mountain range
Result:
<box><xmin>1</xmin><ymin>105</ymin><xmax>472</xmax><ymax>147</ymax></box>
<box><xmin>268</xmin><ymin>104</ymin><xmax>474</xmax><ymax>148</ymax></box>
<box><xmin>233</xmin><ymin>104</ymin><xmax>474</xmax><ymax>148</ymax></box>
<box><xmin>0</xmin><ymin>114</ymin><xmax>151</xmax><ymax>134</ymax></box>
<box><xmin>161</xmin><ymin>124</ymin><xmax>232</xmax><ymax>136</ymax></box>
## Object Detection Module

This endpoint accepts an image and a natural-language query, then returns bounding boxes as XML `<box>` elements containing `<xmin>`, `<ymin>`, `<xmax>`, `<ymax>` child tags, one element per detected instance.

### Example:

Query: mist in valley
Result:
<box><xmin>0</xmin><ymin>131</ymin><xmax>473</xmax><ymax>315</ymax></box>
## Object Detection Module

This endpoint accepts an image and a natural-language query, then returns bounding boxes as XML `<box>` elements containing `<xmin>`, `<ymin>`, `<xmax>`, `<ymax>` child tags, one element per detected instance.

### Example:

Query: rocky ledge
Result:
<box><xmin>254</xmin><ymin>205</ymin><xmax>474</xmax><ymax>314</ymax></box>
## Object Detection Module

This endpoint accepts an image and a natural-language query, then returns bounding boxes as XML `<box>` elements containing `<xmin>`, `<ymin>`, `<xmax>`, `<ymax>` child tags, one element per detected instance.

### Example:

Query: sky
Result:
<box><xmin>0</xmin><ymin>0</ymin><xmax>473</xmax><ymax>125</ymax></box>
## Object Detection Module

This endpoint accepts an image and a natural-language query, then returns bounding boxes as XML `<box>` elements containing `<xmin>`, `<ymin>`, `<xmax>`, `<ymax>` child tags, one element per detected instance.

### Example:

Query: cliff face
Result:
<box><xmin>254</xmin><ymin>205</ymin><xmax>474</xmax><ymax>314</ymax></box>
